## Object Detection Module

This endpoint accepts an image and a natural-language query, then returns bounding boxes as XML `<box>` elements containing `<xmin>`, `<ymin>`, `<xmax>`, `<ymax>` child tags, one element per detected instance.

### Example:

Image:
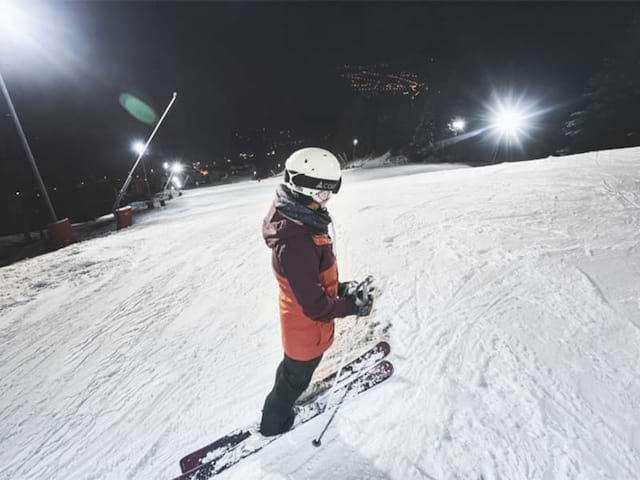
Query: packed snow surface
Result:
<box><xmin>1</xmin><ymin>149</ymin><xmax>640</xmax><ymax>480</ymax></box>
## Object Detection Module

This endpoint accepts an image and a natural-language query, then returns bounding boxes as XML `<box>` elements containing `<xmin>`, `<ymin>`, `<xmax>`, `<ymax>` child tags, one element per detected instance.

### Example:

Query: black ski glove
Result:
<box><xmin>338</xmin><ymin>281</ymin><xmax>359</xmax><ymax>298</ymax></box>
<box><xmin>345</xmin><ymin>276</ymin><xmax>375</xmax><ymax>317</ymax></box>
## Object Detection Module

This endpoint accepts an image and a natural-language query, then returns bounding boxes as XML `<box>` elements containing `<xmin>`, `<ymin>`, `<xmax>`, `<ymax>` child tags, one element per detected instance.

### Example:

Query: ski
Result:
<box><xmin>295</xmin><ymin>340</ymin><xmax>390</xmax><ymax>406</ymax></box>
<box><xmin>173</xmin><ymin>360</ymin><xmax>393</xmax><ymax>480</ymax></box>
<box><xmin>178</xmin><ymin>340</ymin><xmax>390</xmax><ymax>474</ymax></box>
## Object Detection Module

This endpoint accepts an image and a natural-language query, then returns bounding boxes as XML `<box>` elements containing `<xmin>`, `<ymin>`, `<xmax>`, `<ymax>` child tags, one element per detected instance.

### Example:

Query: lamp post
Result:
<box><xmin>352</xmin><ymin>138</ymin><xmax>358</xmax><ymax>161</ymax></box>
<box><xmin>162</xmin><ymin>161</ymin><xmax>183</xmax><ymax>191</ymax></box>
<box><xmin>132</xmin><ymin>140</ymin><xmax>154</xmax><ymax>208</ymax></box>
<box><xmin>0</xmin><ymin>1</ymin><xmax>74</xmax><ymax>247</ymax></box>
<box><xmin>0</xmin><ymin>72</ymin><xmax>57</xmax><ymax>224</ymax></box>
<box><xmin>113</xmin><ymin>91</ymin><xmax>178</xmax><ymax>212</ymax></box>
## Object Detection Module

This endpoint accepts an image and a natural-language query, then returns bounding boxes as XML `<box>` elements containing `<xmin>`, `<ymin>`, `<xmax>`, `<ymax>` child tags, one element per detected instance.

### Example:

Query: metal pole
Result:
<box><xmin>140</xmin><ymin>157</ymin><xmax>153</xmax><ymax>202</ymax></box>
<box><xmin>311</xmin><ymin>276</ymin><xmax>374</xmax><ymax>446</ymax></box>
<box><xmin>113</xmin><ymin>91</ymin><xmax>178</xmax><ymax>211</ymax></box>
<box><xmin>312</xmin><ymin>315</ymin><xmax>360</xmax><ymax>445</ymax></box>
<box><xmin>0</xmin><ymin>70</ymin><xmax>58</xmax><ymax>224</ymax></box>
<box><xmin>162</xmin><ymin>169</ymin><xmax>174</xmax><ymax>191</ymax></box>
<box><xmin>312</xmin><ymin>382</ymin><xmax>352</xmax><ymax>447</ymax></box>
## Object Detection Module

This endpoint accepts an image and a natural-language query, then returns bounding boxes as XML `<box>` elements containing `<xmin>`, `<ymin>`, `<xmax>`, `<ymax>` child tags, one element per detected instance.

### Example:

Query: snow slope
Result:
<box><xmin>1</xmin><ymin>149</ymin><xmax>640</xmax><ymax>480</ymax></box>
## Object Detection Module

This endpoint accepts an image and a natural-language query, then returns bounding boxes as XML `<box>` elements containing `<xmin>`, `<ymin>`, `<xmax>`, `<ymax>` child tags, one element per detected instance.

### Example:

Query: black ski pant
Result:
<box><xmin>260</xmin><ymin>353</ymin><xmax>322</xmax><ymax>436</ymax></box>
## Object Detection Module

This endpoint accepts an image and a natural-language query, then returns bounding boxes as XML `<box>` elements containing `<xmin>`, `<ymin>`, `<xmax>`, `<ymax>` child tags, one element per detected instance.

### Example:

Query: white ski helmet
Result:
<box><xmin>284</xmin><ymin>147</ymin><xmax>342</xmax><ymax>204</ymax></box>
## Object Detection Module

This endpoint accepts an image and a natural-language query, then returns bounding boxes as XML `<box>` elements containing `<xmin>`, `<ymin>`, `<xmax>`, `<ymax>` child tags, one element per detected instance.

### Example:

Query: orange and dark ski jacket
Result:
<box><xmin>263</xmin><ymin>204</ymin><xmax>358</xmax><ymax>361</ymax></box>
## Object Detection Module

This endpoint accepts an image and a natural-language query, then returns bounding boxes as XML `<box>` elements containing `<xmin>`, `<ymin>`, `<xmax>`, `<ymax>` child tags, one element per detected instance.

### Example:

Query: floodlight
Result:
<box><xmin>131</xmin><ymin>140</ymin><xmax>146</xmax><ymax>156</ymax></box>
<box><xmin>0</xmin><ymin>2</ymin><xmax>34</xmax><ymax>45</ymax></box>
<box><xmin>450</xmin><ymin>118</ymin><xmax>466</xmax><ymax>133</ymax></box>
<box><xmin>487</xmin><ymin>96</ymin><xmax>533</xmax><ymax>143</ymax></box>
<box><xmin>492</xmin><ymin>108</ymin><xmax>525</xmax><ymax>136</ymax></box>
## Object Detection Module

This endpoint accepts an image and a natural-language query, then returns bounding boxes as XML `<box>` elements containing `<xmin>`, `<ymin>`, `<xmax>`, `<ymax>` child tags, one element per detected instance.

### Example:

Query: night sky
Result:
<box><xmin>0</xmin><ymin>1</ymin><xmax>636</xmax><ymax>194</ymax></box>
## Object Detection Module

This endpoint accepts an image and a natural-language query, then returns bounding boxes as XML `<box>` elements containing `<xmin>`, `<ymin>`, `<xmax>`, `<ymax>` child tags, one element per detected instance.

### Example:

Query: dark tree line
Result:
<box><xmin>562</xmin><ymin>11</ymin><xmax>640</xmax><ymax>154</ymax></box>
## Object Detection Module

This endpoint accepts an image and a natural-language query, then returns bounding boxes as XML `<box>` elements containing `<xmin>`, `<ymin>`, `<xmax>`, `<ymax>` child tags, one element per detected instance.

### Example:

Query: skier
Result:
<box><xmin>259</xmin><ymin>147</ymin><xmax>374</xmax><ymax>437</ymax></box>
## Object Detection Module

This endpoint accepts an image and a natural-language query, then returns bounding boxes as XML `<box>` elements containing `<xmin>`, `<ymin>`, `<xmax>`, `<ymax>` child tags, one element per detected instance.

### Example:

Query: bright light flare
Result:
<box><xmin>163</xmin><ymin>162</ymin><xmax>169</xmax><ymax>170</ymax></box>
<box><xmin>0</xmin><ymin>2</ymin><xmax>35</xmax><ymax>45</ymax></box>
<box><xmin>119</xmin><ymin>94</ymin><xmax>158</xmax><ymax>126</ymax></box>
<box><xmin>131</xmin><ymin>140</ymin><xmax>146</xmax><ymax>156</ymax></box>
<box><xmin>450</xmin><ymin>118</ymin><xmax>466</xmax><ymax>133</ymax></box>
<box><xmin>486</xmin><ymin>95</ymin><xmax>541</xmax><ymax>146</ymax></box>
<box><xmin>492</xmin><ymin>107</ymin><xmax>525</xmax><ymax>137</ymax></box>
<box><xmin>172</xmin><ymin>177</ymin><xmax>182</xmax><ymax>188</ymax></box>
<box><xmin>0</xmin><ymin>1</ymin><xmax>71</xmax><ymax>71</ymax></box>
<box><xmin>171</xmin><ymin>162</ymin><xmax>183</xmax><ymax>173</ymax></box>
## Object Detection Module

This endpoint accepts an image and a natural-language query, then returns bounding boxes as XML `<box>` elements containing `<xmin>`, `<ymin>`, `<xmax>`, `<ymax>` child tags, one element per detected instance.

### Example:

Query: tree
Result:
<box><xmin>410</xmin><ymin>97</ymin><xmax>436</xmax><ymax>160</ymax></box>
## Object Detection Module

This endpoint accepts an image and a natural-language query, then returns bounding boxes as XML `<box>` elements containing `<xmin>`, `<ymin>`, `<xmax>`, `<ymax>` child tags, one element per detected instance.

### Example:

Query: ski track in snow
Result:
<box><xmin>1</xmin><ymin>150</ymin><xmax>640</xmax><ymax>479</ymax></box>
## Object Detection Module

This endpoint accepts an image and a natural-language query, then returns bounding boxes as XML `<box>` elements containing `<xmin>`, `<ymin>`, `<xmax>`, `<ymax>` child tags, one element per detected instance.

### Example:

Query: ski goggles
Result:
<box><xmin>285</xmin><ymin>171</ymin><xmax>342</xmax><ymax>194</ymax></box>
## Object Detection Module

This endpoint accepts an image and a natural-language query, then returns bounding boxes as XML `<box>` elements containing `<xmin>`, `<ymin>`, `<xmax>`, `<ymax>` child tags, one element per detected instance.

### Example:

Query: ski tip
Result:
<box><xmin>379</xmin><ymin>360</ymin><xmax>394</xmax><ymax>374</ymax></box>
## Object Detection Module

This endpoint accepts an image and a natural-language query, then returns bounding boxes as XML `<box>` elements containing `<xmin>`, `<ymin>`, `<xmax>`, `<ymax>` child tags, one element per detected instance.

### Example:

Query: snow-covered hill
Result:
<box><xmin>1</xmin><ymin>149</ymin><xmax>639</xmax><ymax>480</ymax></box>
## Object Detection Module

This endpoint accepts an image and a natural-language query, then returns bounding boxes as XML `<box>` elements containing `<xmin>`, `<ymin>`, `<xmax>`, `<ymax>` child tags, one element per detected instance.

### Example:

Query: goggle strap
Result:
<box><xmin>289</xmin><ymin>172</ymin><xmax>341</xmax><ymax>193</ymax></box>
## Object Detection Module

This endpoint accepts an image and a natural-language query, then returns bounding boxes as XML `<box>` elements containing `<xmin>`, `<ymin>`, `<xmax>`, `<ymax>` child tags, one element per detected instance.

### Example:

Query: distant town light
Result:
<box><xmin>163</xmin><ymin>162</ymin><xmax>169</xmax><ymax>170</ymax></box>
<box><xmin>353</xmin><ymin>139</ymin><xmax>359</xmax><ymax>146</ymax></box>
<box><xmin>15</xmin><ymin>191</ymin><xmax>20</xmax><ymax>196</ymax></box>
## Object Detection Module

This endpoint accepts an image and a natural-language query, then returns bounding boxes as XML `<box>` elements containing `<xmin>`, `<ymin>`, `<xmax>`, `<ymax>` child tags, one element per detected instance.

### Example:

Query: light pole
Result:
<box><xmin>113</xmin><ymin>91</ymin><xmax>178</xmax><ymax>212</ymax></box>
<box><xmin>0</xmin><ymin>72</ymin><xmax>57</xmax><ymax>224</ymax></box>
<box><xmin>352</xmin><ymin>138</ymin><xmax>358</xmax><ymax>161</ymax></box>
<box><xmin>132</xmin><ymin>140</ymin><xmax>154</xmax><ymax>207</ymax></box>
<box><xmin>0</xmin><ymin>1</ymin><xmax>74</xmax><ymax>247</ymax></box>
<box><xmin>163</xmin><ymin>161</ymin><xmax>184</xmax><ymax>191</ymax></box>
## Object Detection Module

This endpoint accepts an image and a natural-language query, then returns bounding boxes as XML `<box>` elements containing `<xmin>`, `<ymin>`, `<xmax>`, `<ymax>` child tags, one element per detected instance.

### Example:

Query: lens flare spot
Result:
<box><xmin>119</xmin><ymin>93</ymin><xmax>158</xmax><ymax>125</ymax></box>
